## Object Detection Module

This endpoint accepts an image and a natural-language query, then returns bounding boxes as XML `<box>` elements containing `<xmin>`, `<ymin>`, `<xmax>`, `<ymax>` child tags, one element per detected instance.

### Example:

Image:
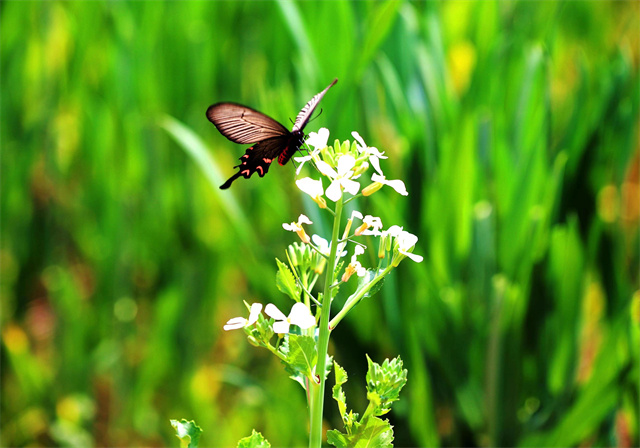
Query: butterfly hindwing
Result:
<box><xmin>220</xmin><ymin>135</ymin><xmax>292</xmax><ymax>189</ymax></box>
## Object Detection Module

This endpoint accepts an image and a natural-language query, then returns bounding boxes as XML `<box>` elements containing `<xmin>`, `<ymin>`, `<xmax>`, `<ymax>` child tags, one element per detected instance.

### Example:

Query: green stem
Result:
<box><xmin>309</xmin><ymin>198</ymin><xmax>343</xmax><ymax>447</ymax></box>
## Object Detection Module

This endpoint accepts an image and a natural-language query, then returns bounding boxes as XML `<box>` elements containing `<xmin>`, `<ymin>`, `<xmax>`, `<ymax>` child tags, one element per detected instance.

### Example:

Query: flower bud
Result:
<box><xmin>353</xmin><ymin>161</ymin><xmax>369</xmax><ymax>177</ymax></box>
<box><xmin>362</xmin><ymin>181</ymin><xmax>383</xmax><ymax>196</ymax></box>
<box><xmin>297</xmin><ymin>228</ymin><xmax>310</xmax><ymax>244</ymax></box>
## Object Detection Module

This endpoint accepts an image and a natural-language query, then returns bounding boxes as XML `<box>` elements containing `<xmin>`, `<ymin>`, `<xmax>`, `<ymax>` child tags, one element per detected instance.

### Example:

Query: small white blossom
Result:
<box><xmin>283</xmin><ymin>214</ymin><xmax>313</xmax><ymax>243</ymax></box>
<box><xmin>342</xmin><ymin>245</ymin><xmax>367</xmax><ymax>282</ymax></box>
<box><xmin>312</xmin><ymin>234</ymin><xmax>348</xmax><ymax>258</ymax></box>
<box><xmin>352</xmin><ymin>131</ymin><xmax>388</xmax><ymax>176</ymax></box>
<box><xmin>395</xmin><ymin>230</ymin><xmax>423</xmax><ymax>263</ymax></box>
<box><xmin>265</xmin><ymin>303</ymin><xmax>316</xmax><ymax>334</ymax></box>
<box><xmin>223</xmin><ymin>303</ymin><xmax>263</xmax><ymax>331</ymax></box>
<box><xmin>354</xmin><ymin>213</ymin><xmax>383</xmax><ymax>236</ymax></box>
<box><xmin>318</xmin><ymin>155</ymin><xmax>360</xmax><ymax>202</ymax></box>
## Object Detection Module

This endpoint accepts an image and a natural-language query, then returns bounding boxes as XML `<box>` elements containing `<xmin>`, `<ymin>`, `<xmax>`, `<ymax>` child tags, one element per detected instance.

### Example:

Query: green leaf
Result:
<box><xmin>237</xmin><ymin>429</ymin><xmax>271</xmax><ymax>448</ymax></box>
<box><xmin>327</xmin><ymin>416</ymin><xmax>394</xmax><ymax>448</ymax></box>
<box><xmin>275</xmin><ymin>258</ymin><xmax>302</xmax><ymax>301</ymax></box>
<box><xmin>280</xmin><ymin>334</ymin><xmax>317</xmax><ymax>385</ymax></box>
<box><xmin>355</xmin><ymin>269</ymin><xmax>385</xmax><ymax>300</ymax></box>
<box><xmin>332</xmin><ymin>362</ymin><xmax>349</xmax><ymax>424</ymax></box>
<box><xmin>170</xmin><ymin>419</ymin><xmax>202</xmax><ymax>448</ymax></box>
<box><xmin>365</xmin><ymin>355</ymin><xmax>408</xmax><ymax>417</ymax></box>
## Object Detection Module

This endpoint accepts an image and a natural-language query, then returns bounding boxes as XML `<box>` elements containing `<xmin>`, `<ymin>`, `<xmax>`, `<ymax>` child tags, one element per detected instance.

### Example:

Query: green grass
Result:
<box><xmin>1</xmin><ymin>1</ymin><xmax>638</xmax><ymax>446</ymax></box>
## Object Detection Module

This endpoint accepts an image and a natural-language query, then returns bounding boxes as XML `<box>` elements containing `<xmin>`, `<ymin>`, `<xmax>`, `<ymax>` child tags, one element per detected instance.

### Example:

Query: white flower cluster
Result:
<box><xmin>295</xmin><ymin>129</ymin><xmax>408</xmax><ymax>203</ymax></box>
<box><xmin>224</xmin><ymin>302</ymin><xmax>315</xmax><ymax>334</ymax></box>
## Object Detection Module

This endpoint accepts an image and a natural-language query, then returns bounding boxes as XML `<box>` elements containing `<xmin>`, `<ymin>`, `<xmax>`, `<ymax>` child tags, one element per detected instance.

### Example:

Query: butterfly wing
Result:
<box><xmin>206</xmin><ymin>103</ymin><xmax>289</xmax><ymax>144</ymax></box>
<box><xmin>220</xmin><ymin>135</ymin><xmax>293</xmax><ymax>189</ymax></box>
<box><xmin>291</xmin><ymin>78</ymin><xmax>338</xmax><ymax>133</ymax></box>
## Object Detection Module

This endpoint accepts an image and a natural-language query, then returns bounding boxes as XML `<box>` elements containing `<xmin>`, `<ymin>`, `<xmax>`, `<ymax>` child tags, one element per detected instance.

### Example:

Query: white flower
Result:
<box><xmin>341</xmin><ymin>245</ymin><xmax>367</xmax><ymax>282</ymax></box>
<box><xmin>395</xmin><ymin>230</ymin><xmax>423</xmax><ymax>263</ymax></box>
<box><xmin>265</xmin><ymin>303</ymin><xmax>316</xmax><ymax>334</ymax></box>
<box><xmin>317</xmin><ymin>155</ymin><xmax>360</xmax><ymax>202</ymax></box>
<box><xmin>371</xmin><ymin>173</ymin><xmax>408</xmax><ymax>196</ymax></box>
<box><xmin>223</xmin><ymin>303</ymin><xmax>263</xmax><ymax>331</ymax></box>
<box><xmin>283</xmin><ymin>214</ymin><xmax>313</xmax><ymax>243</ymax></box>
<box><xmin>312</xmin><ymin>234</ymin><xmax>348</xmax><ymax>258</ymax></box>
<box><xmin>352</xmin><ymin>131</ymin><xmax>388</xmax><ymax>176</ymax></box>
<box><xmin>354</xmin><ymin>213</ymin><xmax>383</xmax><ymax>236</ymax></box>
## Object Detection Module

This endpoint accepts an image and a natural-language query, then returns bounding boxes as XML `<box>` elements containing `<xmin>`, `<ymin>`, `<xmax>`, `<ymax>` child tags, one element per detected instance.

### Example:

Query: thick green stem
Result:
<box><xmin>309</xmin><ymin>198</ymin><xmax>343</xmax><ymax>447</ymax></box>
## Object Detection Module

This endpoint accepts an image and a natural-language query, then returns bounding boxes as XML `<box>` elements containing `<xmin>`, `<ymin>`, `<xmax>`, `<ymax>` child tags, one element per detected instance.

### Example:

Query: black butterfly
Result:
<box><xmin>207</xmin><ymin>79</ymin><xmax>338</xmax><ymax>189</ymax></box>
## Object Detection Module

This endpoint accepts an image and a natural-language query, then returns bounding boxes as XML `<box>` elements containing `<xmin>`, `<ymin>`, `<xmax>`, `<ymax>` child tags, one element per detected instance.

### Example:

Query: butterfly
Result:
<box><xmin>206</xmin><ymin>79</ymin><xmax>337</xmax><ymax>189</ymax></box>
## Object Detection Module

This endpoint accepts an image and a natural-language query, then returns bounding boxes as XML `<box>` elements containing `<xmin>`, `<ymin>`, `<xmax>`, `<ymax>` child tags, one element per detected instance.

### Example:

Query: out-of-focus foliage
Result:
<box><xmin>1</xmin><ymin>1</ymin><xmax>638</xmax><ymax>446</ymax></box>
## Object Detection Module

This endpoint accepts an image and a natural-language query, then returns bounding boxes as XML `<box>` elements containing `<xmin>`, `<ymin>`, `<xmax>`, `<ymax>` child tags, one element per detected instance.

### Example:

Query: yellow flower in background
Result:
<box><xmin>448</xmin><ymin>40</ymin><xmax>476</xmax><ymax>96</ymax></box>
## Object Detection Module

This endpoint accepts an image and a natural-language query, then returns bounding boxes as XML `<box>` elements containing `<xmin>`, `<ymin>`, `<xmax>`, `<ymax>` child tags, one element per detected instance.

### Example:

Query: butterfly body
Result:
<box><xmin>207</xmin><ymin>79</ymin><xmax>337</xmax><ymax>189</ymax></box>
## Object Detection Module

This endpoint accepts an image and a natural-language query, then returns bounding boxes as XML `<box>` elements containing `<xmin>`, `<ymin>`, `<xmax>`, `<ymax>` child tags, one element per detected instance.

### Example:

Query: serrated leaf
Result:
<box><xmin>170</xmin><ymin>419</ymin><xmax>202</xmax><ymax>448</ymax></box>
<box><xmin>365</xmin><ymin>355</ymin><xmax>408</xmax><ymax>416</ymax></box>
<box><xmin>237</xmin><ymin>429</ymin><xmax>271</xmax><ymax>448</ymax></box>
<box><xmin>275</xmin><ymin>258</ymin><xmax>301</xmax><ymax>301</ymax></box>
<box><xmin>327</xmin><ymin>416</ymin><xmax>394</xmax><ymax>448</ymax></box>
<box><xmin>332</xmin><ymin>362</ymin><xmax>349</xmax><ymax>424</ymax></box>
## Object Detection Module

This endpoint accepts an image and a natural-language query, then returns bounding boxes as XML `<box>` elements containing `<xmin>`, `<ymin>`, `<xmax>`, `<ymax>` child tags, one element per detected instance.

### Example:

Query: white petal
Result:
<box><xmin>371</xmin><ymin>173</ymin><xmax>384</xmax><ymax>183</ymax></box>
<box><xmin>336</xmin><ymin>155</ymin><xmax>356</xmax><ymax>175</ymax></box>
<box><xmin>370</xmin><ymin>156</ymin><xmax>384</xmax><ymax>176</ymax></box>
<box><xmin>297</xmin><ymin>214</ymin><xmax>313</xmax><ymax>225</ymax></box>
<box><xmin>352</xmin><ymin>131</ymin><xmax>367</xmax><ymax>152</ymax></box>
<box><xmin>223</xmin><ymin>317</ymin><xmax>248</xmax><ymax>331</ymax></box>
<box><xmin>403</xmin><ymin>252</ymin><xmax>424</xmax><ymax>263</ymax></box>
<box><xmin>354</xmin><ymin>245</ymin><xmax>365</xmax><ymax>256</ymax></box>
<box><xmin>316</xmin><ymin>160</ymin><xmax>338</xmax><ymax>179</ymax></box>
<box><xmin>294</xmin><ymin>154</ymin><xmax>313</xmax><ymax>163</ymax></box>
<box><xmin>386</xmin><ymin>179</ymin><xmax>408</xmax><ymax>196</ymax></box>
<box><xmin>289</xmin><ymin>303</ymin><xmax>316</xmax><ymax>329</ymax></box>
<box><xmin>398</xmin><ymin>231</ymin><xmax>418</xmax><ymax>250</ymax></box>
<box><xmin>351</xmin><ymin>210</ymin><xmax>363</xmax><ymax>220</ymax></box>
<box><xmin>265</xmin><ymin>303</ymin><xmax>287</xmax><ymax>321</ymax></box>
<box><xmin>296</xmin><ymin>178</ymin><xmax>324</xmax><ymax>197</ymax></box>
<box><xmin>283</xmin><ymin>223</ymin><xmax>295</xmax><ymax>231</ymax></box>
<box><xmin>247</xmin><ymin>303</ymin><xmax>263</xmax><ymax>325</ymax></box>
<box><xmin>325</xmin><ymin>180</ymin><xmax>343</xmax><ymax>202</ymax></box>
<box><xmin>386</xmin><ymin>225</ymin><xmax>403</xmax><ymax>237</ymax></box>
<box><xmin>273</xmin><ymin>321</ymin><xmax>291</xmax><ymax>334</ymax></box>
<box><xmin>311</xmin><ymin>234</ymin><xmax>329</xmax><ymax>253</ymax></box>
<box><xmin>307</xmin><ymin>128</ymin><xmax>329</xmax><ymax>150</ymax></box>
<box><xmin>341</xmin><ymin>178</ymin><xmax>361</xmax><ymax>196</ymax></box>
<box><xmin>367</xmin><ymin>147</ymin><xmax>387</xmax><ymax>159</ymax></box>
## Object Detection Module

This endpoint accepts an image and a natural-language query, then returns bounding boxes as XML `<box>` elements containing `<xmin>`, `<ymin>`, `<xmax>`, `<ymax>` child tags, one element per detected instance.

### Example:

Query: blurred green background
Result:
<box><xmin>1</xmin><ymin>1</ymin><xmax>639</xmax><ymax>446</ymax></box>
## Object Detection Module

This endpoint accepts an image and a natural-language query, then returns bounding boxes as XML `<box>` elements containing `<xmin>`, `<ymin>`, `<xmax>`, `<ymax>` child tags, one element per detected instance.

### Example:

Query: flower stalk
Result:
<box><xmin>309</xmin><ymin>196</ymin><xmax>343</xmax><ymax>447</ymax></box>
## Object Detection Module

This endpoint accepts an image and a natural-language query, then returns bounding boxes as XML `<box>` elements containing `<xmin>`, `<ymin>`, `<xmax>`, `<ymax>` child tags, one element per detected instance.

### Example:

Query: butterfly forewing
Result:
<box><xmin>292</xmin><ymin>78</ymin><xmax>338</xmax><ymax>133</ymax></box>
<box><xmin>206</xmin><ymin>103</ymin><xmax>289</xmax><ymax>144</ymax></box>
